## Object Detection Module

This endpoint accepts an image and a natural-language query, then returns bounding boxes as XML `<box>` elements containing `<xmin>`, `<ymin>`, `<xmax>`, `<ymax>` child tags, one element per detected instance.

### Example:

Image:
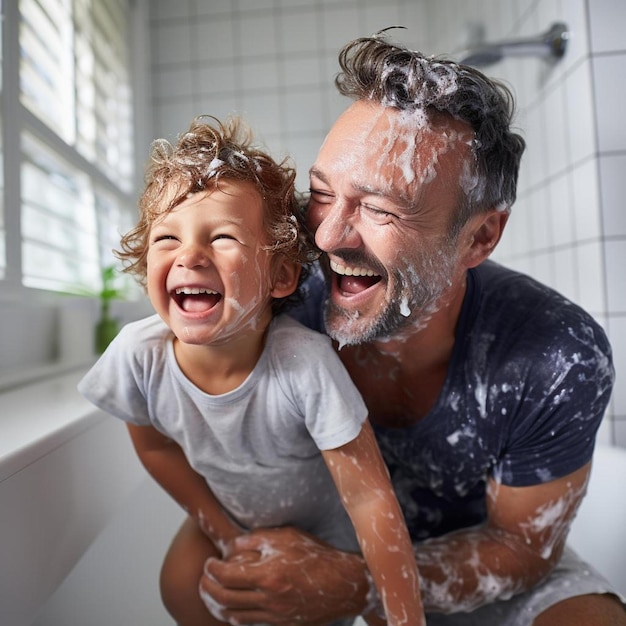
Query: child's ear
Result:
<box><xmin>270</xmin><ymin>258</ymin><xmax>301</xmax><ymax>299</ymax></box>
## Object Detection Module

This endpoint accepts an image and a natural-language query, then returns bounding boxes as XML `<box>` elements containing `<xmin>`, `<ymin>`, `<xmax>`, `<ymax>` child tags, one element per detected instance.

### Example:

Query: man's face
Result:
<box><xmin>307</xmin><ymin>100</ymin><xmax>474</xmax><ymax>347</ymax></box>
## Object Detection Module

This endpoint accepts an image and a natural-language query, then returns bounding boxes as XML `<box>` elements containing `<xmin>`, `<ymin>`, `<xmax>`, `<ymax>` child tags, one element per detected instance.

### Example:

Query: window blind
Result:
<box><xmin>15</xmin><ymin>0</ymin><xmax>134</xmax><ymax>293</ymax></box>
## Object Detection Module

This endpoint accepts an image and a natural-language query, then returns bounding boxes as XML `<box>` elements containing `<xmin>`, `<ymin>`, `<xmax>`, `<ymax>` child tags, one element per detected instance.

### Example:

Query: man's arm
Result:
<box><xmin>126</xmin><ymin>423</ymin><xmax>241</xmax><ymax>553</ymax></box>
<box><xmin>416</xmin><ymin>462</ymin><xmax>590</xmax><ymax>611</ymax></box>
<box><xmin>201</xmin><ymin>462</ymin><xmax>590</xmax><ymax>623</ymax></box>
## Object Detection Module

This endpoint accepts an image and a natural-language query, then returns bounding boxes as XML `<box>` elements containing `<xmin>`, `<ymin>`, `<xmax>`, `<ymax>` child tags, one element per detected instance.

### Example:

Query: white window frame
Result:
<box><xmin>0</xmin><ymin>0</ymin><xmax>150</xmax><ymax>389</ymax></box>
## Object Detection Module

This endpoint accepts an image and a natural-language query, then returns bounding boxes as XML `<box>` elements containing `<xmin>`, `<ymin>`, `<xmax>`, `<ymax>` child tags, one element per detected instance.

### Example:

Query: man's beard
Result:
<box><xmin>324</xmin><ymin>236</ymin><xmax>458</xmax><ymax>348</ymax></box>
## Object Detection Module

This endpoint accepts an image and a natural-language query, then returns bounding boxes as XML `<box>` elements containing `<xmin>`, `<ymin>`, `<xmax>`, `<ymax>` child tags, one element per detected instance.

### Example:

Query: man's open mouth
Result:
<box><xmin>330</xmin><ymin>260</ymin><xmax>382</xmax><ymax>294</ymax></box>
<box><xmin>173</xmin><ymin>287</ymin><xmax>222</xmax><ymax>313</ymax></box>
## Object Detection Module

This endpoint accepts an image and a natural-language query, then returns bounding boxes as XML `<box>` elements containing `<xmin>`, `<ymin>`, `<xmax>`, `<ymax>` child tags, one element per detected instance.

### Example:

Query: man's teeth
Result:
<box><xmin>175</xmin><ymin>287</ymin><xmax>218</xmax><ymax>295</ymax></box>
<box><xmin>330</xmin><ymin>260</ymin><xmax>377</xmax><ymax>277</ymax></box>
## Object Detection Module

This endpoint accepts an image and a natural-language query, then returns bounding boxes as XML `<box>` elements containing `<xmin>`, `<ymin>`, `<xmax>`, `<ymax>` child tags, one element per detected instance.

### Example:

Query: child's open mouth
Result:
<box><xmin>173</xmin><ymin>287</ymin><xmax>222</xmax><ymax>313</ymax></box>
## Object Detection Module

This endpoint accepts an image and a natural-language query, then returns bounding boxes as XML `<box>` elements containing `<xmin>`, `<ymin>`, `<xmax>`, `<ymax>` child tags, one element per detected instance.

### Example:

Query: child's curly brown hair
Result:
<box><xmin>117</xmin><ymin>116</ymin><xmax>317</xmax><ymax>313</ymax></box>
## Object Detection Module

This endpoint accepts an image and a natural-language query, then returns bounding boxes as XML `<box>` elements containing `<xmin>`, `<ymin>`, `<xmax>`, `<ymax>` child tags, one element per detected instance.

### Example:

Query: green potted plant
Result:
<box><xmin>94</xmin><ymin>264</ymin><xmax>127</xmax><ymax>354</ymax></box>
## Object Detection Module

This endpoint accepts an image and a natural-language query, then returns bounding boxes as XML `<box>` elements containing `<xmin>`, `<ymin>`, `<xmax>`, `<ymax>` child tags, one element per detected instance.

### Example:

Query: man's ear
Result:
<box><xmin>461</xmin><ymin>210</ymin><xmax>509</xmax><ymax>269</ymax></box>
<box><xmin>270</xmin><ymin>257</ymin><xmax>301</xmax><ymax>299</ymax></box>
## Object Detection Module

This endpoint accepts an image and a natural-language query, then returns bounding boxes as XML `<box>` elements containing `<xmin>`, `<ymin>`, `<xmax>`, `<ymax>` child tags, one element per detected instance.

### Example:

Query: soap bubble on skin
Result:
<box><xmin>517</xmin><ymin>477</ymin><xmax>588</xmax><ymax>560</ymax></box>
<box><xmin>199</xmin><ymin>569</ymin><xmax>228</xmax><ymax>621</ymax></box>
<box><xmin>399</xmin><ymin>296</ymin><xmax>410</xmax><ymax>317</ymax></box>
<box><xmin>415</xmin><ymin>530</ymin><xmax>525</xmax><ymax>612</ymax></box>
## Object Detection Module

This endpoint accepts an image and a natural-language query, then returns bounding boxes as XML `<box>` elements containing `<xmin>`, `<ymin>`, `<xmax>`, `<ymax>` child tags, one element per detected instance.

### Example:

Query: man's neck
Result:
<box><xmin>336</xmin><ymin>277</ymin><xmax>468</xmax><ymax>426</ymax></box>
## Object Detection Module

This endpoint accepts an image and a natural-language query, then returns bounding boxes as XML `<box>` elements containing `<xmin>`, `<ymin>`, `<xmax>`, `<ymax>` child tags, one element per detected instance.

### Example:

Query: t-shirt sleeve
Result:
<box><xmin>497</xmin><ymin>317</ymin><xmax>614</xmax><ymax>486</ymax></box>
<box><xmin>274</xmin><ymin>322</ymin><xmax>368</xmax><ymax>451</ymax></box>
<box><xmin>77</xmin><ymin>321</ymin><xmax>153</xmax><ymax>426</ymax></box>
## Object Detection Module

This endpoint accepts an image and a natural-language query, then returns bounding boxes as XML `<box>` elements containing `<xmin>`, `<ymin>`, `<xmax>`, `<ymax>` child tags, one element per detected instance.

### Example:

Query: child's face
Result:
<box><xmin>146</xmin><ymin>180</ymin><xmax>279</xmax><ymax>347</ymax></box>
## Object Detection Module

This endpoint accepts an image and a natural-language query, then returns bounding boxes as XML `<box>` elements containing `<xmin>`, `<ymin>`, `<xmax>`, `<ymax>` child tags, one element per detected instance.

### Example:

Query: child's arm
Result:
<box><xmin>126</xmin><ymin>423</ymin><xmax>241</xmax><ymax>555</ymax></box>
<box><xmin>321</xmin><ymin>419</ymin><xmax>425</xmax><ymax>626</ymax></box>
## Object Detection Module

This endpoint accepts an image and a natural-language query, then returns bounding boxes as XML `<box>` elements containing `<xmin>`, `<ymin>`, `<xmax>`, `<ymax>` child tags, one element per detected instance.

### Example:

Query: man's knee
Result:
<box><xmin>534</xmin><ymin>593</ymin><xmax>626</xmax><ymax>626</ymax></box>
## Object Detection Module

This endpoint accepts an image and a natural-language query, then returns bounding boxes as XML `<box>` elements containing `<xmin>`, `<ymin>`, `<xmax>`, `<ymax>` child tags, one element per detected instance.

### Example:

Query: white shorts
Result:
<box><xmin>424</xmin><ymin>546</ymin><xmax>625</xmax><ymax>626</ymax></box>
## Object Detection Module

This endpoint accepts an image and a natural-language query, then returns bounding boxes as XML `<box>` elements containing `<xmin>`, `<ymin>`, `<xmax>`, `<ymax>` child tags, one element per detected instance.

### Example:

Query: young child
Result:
<box><xmin>78</xmin><ymin>117</ymin><xmax>424</xmax><ymax>626</ymax></box>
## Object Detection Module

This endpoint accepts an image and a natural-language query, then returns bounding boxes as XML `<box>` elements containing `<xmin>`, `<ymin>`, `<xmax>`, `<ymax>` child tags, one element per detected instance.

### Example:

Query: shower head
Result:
<box><xmin>459</xmin><ymin>22</ymin><xmax>569</xmax><ymax>68</ymax></box>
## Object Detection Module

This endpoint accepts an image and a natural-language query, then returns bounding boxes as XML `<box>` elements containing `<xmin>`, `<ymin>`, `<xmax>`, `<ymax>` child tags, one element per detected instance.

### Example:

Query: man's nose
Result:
<box><xmin>312</xmin><ymin>201</ymin><xmax>360</xmax><ymax>252</ymax></box>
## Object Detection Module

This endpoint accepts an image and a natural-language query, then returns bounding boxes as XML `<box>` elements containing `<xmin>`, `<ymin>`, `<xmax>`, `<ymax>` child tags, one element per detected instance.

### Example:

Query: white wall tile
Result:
<box><xmin>544</xmin><ymin>84</ymin><xmax>568</xmax><ymax>179</ymax></box>
<box><xmin>613</xmin><ymin>419</ymin><xmax>626</xmax><ymax>448</ymax></box>
<box><xmin>279</xmin><ymin>9</ymin><xmax>321</xmax><ymax>55</ymax></box>
<box><xmin>283</xmin><ymin>56</ymin><xmax>322</xmax><ymax>89</ymax></box>
<box><xmin>571</xmin><ymin>158</ymin><xmax>602</xmax><ymax>241</ymax></box>
<box><xmin>523</xmin><ymin>104</ymin><xmax>548</xmax><ymax>188</ymax></box>
<box><xmin>548</xmin><ymin>173</ymin><xmax>574</xmax><ymax>247</ymax></box>
<box><xmin>510</xmin><ymin>255</ymin><xmax>533</xmax><ymax>277</ymax></box>
<box><xmin>498</xmin><ymin>0</ymin><xmax>515</xmax><ymax>34</ymax></box>
<box><xmin>599</xmin><ymin>154</ymin><xmax>626</xmax><ymax>238</ymax></box>
<box><xmin>575</xmin><ymin>241</ymin><xmax>606</xmax><ymax>314</ymax></box>
<box><xmin>321</xmin><ymin>6</ymin><xmax>364</xmax><ymax>52</ymax></box>
<box><xmin>535</xmin><ymin>3</ymin><xmax>569</xmax><ymax>86</ymax></box>
<box><xmin>152</xmin><ymin>0</ymin><xmax>192</xmax><ymax>20</ymax></box>
<box><xmin>196</xmin><ymin>94</ymin><xmax>241</xmax><ymax>125</ymax></box>
<box><xmin>240</xmin><ymin>59</ymin><xmax>281</xmax><ymax>91</ymax></box>
<box><xmin>193</xmin><ymin>0</ymin><xmax>234</xmax><ymax>18</ymax></box>
<box><xmin>153</xmin><ymin>67</ymin><xmax>194</xmax><ymax>100</ymax></box>
<box><xmin>553</xmin><ymin>246</ymin><xmax>578</xmax><ymax>302</ymax></box>
<box><xmin>289</xmin><ymin>135</ymin><xmax>327</xmax><ymax>190</ymax></box>
<box><xmin>605</xmin><ymin>240</ymin><xmax>626</xmax><ymax>313</ymax></box>
<box><xmin>536</xmin><ymin>0</ymin><xmax>561</xmax><ymax>35</ymax></box>
<box><xmin>399</xmin><ymin>3</ymin><xmax>428</xmax><ymax>47</ymax></box>
<box><xmin>152</xmin><ymin>23</ymin><xmax>194</xmax><ymax>65</ymax></box>
<box><xmin>195</xmin><ymin>62</ymin><xmax>238</xmax><ymax>96</ymax></box>
<box><xmin>154</xmin><ymin>101</ymin><xmax>197</xmax><ymax>142</ymax></box>
<box><xmin>593</xmin><ymin>54</ymin><xmax>626</xmax><ymax>153</ymax></box>
<box><xmin>239</xmin><ymin>92</ymin><xmax>283</xmax><ymax>137</ymax></box>
<box><xmin>285</xmin><ymin>89</ymin><xmax>326</xmax><ymax>134</ymax></box>
<box><xmin>362</xmin><ymin>3</ymin><xmax>402</xmax><ymax>36</ymax></box>
<box><xmin>497</xmin><ymin>206</ymin><xmax>526</xmax><ymax>259</ymax></box>
<box><xmin>277</xmin><ymin>0</ymin><xmax>318</xmax><ymax>7</ymax></box>
<box><xmin>192</xmin><ymin>18</ymin><xmax>236</xmax><ymax>63</ymax></box>
<box><xmin>595</xmin><ymin>417</ymin><xmax>613</xmax><ymax>447</ymax></box>
<box><xmin>607</xmin><ymin>316</ymin><xmax>626</xmax><ymax>415</ymax></box>
<box><xmin>324</xmin><ymin>87</ymin><xmax>350</xmax><ymax>130</ymax></box>
<box><xmin>237</xmin><ymin>0</ymin><xmax>275</xmax><ymax>11</ymax></box>
<box><xmin>528</xmin><ymin>187</ymin><xmax>552</xmax><ymax>251</ymax></box>
<box><xmin>530</xmin><ymin>250</ymin><xmax>556</xmax><ymax>288</ymax></box>
<box><xmin>588</xmin><ymin>0</ymin><xmax>626</xmax><ymax>54</ymax></box>
<box><xmin>239</xmin><ymin>14</ymin><xmax>279</xmax><ymax>58</ymax></box>
<box><xmin>564</xmin><ymin>61</ymin><xmax>596</xmax><ymax>166</ymax></box>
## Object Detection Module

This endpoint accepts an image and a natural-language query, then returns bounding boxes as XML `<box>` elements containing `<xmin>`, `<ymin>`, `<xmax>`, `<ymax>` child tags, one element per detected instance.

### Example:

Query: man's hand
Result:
<box><xmin>200</xmin><ymin>526</ymin><xmax>370</xmax><ymax>625</ymax></box>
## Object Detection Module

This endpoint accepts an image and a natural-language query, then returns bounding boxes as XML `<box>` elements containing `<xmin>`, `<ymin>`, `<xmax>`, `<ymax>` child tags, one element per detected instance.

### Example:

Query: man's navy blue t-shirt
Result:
<box><xmin>290</xmin><ymin>260</ymin><xmax>614</xmax><ymax>541</ymax></box>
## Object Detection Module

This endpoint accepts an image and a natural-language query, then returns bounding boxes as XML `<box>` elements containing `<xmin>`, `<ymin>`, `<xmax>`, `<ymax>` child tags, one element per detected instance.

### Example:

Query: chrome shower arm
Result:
<box><xmin>459</xmin><ymin>22</ymin><xmax>569</xmax><ymax>68</ymax></box>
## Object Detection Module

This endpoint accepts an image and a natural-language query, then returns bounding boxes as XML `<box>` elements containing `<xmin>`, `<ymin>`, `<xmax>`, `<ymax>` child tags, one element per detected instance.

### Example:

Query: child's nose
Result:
<box><xmin>177</xmin><ymin>243</ymin><xmax>211</xmax><ymax>269</ymax></box>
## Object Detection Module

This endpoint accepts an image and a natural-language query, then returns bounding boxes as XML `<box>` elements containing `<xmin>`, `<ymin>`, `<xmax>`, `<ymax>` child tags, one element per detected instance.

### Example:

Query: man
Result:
<box><xmin>184</xmin><ymin>33</ymin><xmax>625</xmax><ymax>625</ymax></box>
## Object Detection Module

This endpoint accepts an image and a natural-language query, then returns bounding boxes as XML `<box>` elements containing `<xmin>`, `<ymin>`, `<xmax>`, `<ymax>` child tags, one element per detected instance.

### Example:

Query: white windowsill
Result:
<box><xmin>0</xmin><ymin>367</ymin><xmax>101</xmax><ymax>483</ymax></box>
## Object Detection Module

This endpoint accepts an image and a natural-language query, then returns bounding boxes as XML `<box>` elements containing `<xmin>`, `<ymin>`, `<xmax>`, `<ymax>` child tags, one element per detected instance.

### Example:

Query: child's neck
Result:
<box><xmin>173</xmin><ymin>322</ymin><xmax>271</xmax><ymax>395</ymax></box>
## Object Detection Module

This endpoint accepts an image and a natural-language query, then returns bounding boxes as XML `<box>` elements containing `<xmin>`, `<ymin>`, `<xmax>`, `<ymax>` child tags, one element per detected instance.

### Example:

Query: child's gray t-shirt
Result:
<box><xmin>78</xmin><ymin>314</ymin><xmax>367</xmax><ymax>551</ymax></box>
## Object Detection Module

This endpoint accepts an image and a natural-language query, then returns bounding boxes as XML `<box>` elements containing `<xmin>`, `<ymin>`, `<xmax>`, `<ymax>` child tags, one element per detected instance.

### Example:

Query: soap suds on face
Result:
<box><xmin>399</xmin><ymin>296</ymin><xmax>411</xmax><ymax>317</ymax></box>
